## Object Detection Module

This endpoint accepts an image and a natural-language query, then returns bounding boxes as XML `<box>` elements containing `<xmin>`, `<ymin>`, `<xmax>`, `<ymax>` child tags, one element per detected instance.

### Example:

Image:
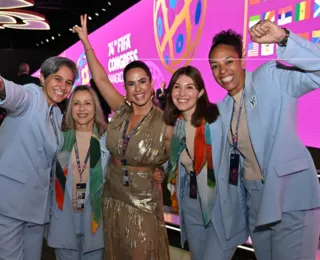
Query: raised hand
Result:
<box><xmin>72</xmin><ymin>14</ymin><xmax>89</xmax><ymax>44</ymax></box>
<box><xmin>249</xmin><ymin>19</ymin><xmax>286</xmax><ymax>44</ymax></box>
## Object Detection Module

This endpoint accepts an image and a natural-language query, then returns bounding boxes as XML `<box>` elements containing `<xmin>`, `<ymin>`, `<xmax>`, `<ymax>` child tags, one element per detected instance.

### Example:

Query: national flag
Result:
<box><xmin>261</xmin><ymin>43</ymin><xmax>274</xmax><ymax>56</ymax></box>
<box><xmin>295</xmin><ymin>1</ymin><xmax>311</xmax><ymax>21</ymax></box>
<box><xmin>312</xmin><ymin>30</ymin><xmax>320</xmax><ymax>44</ymax></box>
<box><xmin>314</xmin><ymin>0</ymin><xmax>320</xmax><ymax>18</ymax></box>
<box><xmin>247</xmin><ymin>42</ymin><xmax>259</xmax><ymax>57</ymax></box>
<box><xmin>250</xmin><ymin>0</ymin><xmax>261</xmax><ymax>4</ymax></box>
<box><xmin>297</xmin><ymin>32</ymin><xmax>309</xmax><ymax>40</ymax></box>
<box><xmin>249</xmin><ymin>15</ymin><xmax>260</xmax><ymax>28</ymax></box>
<box><xmin>278</xmin><ymin>5</ymin><xmax>293</xmax><ymax>25</ymax></box>
<box><xmin>263</xmin><ymin>10</ymin><xmax>275</xmax><ymax>22</ymax></box>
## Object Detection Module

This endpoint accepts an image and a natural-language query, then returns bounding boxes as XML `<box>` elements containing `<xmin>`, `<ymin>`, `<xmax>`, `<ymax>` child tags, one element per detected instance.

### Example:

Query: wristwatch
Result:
<box><xmin>277</xmin><ymin>28</ymin><xmax>290</xmax><ymax>47</ymax></box>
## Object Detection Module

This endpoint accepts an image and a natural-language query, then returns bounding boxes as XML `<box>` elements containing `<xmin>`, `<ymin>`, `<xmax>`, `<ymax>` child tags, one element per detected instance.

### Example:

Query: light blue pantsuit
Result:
<box><xmin>217</xmin><ymin>32</ymin><xmax>320</xmax><ymax>259</ymax></box>
<box><xmin>46</xmin><ymin>135</ymin><xmax>109</xmax><ymax>260</ymax></box>
<box><xmin>244</xmin><ymin>179</ymin><xmax>320</xmax><ymax>260</ymax></box>
<box><xmin>0</xmin><ymin>214</ymin><xmax>44</xmax><ymax>260</ymax></box>
<box><xmin>0</xmin><ymin>79</ymin><xmax>62</xmax><ymax>260</ymax></box>
<box><xmin>181</xmin><ymin>184</ymin><xmax>236</xmax><ymax>260</ymax></box>
<box><xmin>55</xmin><ymin>213</ymin><xmax>104</xmax><ymax>260</ymax></box>
<box><xmin>175</xmin><ymin>118</ymin><xmax>248</xmax><ymax>260</ymax></box>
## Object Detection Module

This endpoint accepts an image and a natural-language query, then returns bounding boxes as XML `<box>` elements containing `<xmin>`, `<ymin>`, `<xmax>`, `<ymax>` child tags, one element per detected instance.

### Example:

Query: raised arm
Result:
<box><xmin>73</xmin><ymin>14</ymin><xmax>124</xmax><ymax>111</ymax></box>
<box><xmin>0</xmin><ymin>77</ymin><xmax>32</xmax><ymax>116</ymax></box>
<box><xmin>250</xmin><ymin>20</ymin><xmax>320</xmax><ymax>97</ymax></box>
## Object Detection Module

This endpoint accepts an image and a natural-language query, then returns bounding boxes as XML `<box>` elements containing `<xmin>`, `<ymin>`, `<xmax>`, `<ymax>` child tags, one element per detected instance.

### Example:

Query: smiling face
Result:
<box><xmin>125</xmin><ymin>68</ymin><xmax>154</xmax><ymax>107</ymax></box>
<box><xmin>171</xmin><ymin>74</ymin><xmax>203</xmax><ymax>116</ymax></box>
<box><xmin>209</xmin><ymin>44</ymin><xmax>246</xmax><ymax>96</ymax></box>
<box><xmin>71</xmin><ymin>90</ymin><xmax>95</xmax><ymax>131</ymax></box>
<box><xmin>41</xmin><ymin>66</ymin><xmax>74</xmax><ymax>106</ymax></box>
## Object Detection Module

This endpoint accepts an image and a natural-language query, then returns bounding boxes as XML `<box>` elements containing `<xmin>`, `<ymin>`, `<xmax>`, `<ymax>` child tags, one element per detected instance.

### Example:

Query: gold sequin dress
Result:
<box><xmin>103</xmin><ymin>103</ymin><xmax>170</xmax><ymax>260</ymax></box>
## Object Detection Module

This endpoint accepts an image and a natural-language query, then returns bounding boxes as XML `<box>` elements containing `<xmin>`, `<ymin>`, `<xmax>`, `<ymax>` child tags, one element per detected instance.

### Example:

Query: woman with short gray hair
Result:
<box><xmin>0</xmin><ymin>56</ymin><xmax>78</xmax><ymax>260</ymax></box>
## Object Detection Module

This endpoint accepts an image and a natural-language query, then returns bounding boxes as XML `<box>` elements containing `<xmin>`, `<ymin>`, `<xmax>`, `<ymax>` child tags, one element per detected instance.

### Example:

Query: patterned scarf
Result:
<box><xmin>55</xmin><ymin>128</ymin><xmax>103</xmax><ymax>234</ymax></box>
<box><xmin>167</xmin><ymin>117</ymin><xmax>216</xmax><ymax>226</ymax></box>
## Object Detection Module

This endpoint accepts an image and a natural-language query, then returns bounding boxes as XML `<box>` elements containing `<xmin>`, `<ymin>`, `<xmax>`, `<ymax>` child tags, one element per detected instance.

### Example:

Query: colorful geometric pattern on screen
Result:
<box><xmin>153</xmin><ymin>0</ymin><xmax>208</xmax><ymax>73</ymax></box>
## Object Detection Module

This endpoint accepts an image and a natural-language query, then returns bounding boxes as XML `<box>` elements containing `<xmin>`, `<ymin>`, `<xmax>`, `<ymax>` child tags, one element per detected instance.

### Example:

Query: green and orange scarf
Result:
<box><xmin>55</xmin><ymin>128</ymin><xmax>103</xmax><ymax>234</ymax></box>
<box><xmin>167</xmin><ymin>117</ymin><xmax>216</xmax><ymax>226</ymax></box>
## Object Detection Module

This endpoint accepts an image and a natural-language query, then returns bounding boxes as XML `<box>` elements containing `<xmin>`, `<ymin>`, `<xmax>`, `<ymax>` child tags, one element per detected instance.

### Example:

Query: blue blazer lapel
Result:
<box><xmin>210</xmin><ymin>118</ymin><xmax>223</xmax><ymax>176</ymax></box>
<box><xmin>217</xmin><ymin>97</ymin><xmax>233</xmax><ymax>177</ymax></box>
<box><xmin>244</xmin><ymin>72</ymin><xmax>264</xmax><ymax>168</ymax></box>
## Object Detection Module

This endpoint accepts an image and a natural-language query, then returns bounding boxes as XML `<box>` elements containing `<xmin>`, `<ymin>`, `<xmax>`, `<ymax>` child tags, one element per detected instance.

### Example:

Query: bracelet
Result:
<box><xmin>85</xmin><ymin>48</ymin><xmax>94</xmax><ymax>53</ymax></box>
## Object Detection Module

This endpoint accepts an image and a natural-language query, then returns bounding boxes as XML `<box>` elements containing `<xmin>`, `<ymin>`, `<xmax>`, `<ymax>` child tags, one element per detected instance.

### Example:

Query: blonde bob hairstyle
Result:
<box><xmin>64</xmin><ymin>85</ymin><xmax>108</xmax><ymax>136</ymax></box>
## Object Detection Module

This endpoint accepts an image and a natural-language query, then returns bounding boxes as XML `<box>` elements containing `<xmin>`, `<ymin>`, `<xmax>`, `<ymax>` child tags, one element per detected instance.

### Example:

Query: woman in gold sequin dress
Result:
<box><xmin>73</xmin><ymin>15</ymin><xmax>172</xmax><ymax>260</ymax></box>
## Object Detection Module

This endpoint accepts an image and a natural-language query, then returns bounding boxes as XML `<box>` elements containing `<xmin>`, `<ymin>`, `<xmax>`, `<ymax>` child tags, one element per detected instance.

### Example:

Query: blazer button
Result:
<box><xmin>38</xmin><ymin>148</ymin><xmax>43</xmax><ymax>153</ymax></box>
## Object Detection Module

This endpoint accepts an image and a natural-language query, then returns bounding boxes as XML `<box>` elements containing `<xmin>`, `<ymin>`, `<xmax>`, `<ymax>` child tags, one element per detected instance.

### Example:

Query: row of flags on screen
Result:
<box><xmin>247</xmin><ymin>30</ymin><xmax>320</xmax><ymax>57</ymax></box>
<box><xmin>249</xmin><ymin>0</ymin><xmax>320</xmax><ymax>28</ymax></box>
<box><xmin>248</xmin><ymin>42</ymin><xmax>274</xmax><ymax>57</ymax></box>
<box><xmin>247</xmin><ymin>0</ymin><xmax>320</xmax><ymax>57</ymax></box>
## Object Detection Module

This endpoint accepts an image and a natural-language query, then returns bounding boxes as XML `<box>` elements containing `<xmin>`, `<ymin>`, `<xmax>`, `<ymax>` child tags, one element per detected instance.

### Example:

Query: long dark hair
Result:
<box><xmin>164</xmin><ymin>66</ymin><xmax>219</xmax><ymax>127</ymax></box>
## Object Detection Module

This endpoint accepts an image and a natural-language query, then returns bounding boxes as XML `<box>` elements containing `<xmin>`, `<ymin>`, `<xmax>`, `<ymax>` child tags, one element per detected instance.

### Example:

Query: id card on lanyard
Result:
<box><xmin>185</xmin><ymin>144</ymin><xmax>197</xmax><ymax>199</ymax></box>
<box><xmin>121</xmin><ymin>107</ymin><xmax>153</xmax><ymax>186</ymax></box>
<box><xmin>229</xmin><ymin>89</ymin><xmax>245</xmax><ymax>186</ymax></box>
<box><xmin>74</xmin><ymin>138</ymin><xmax>91</xmax><ymax>209</ymax></box>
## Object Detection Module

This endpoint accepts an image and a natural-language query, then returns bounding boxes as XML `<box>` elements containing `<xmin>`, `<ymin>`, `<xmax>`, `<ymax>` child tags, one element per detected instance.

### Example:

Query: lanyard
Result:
<box><xmin>74</xmin><ymin>138</ymin><xmax>91</xmax><ymax>183</ymax></box>
<box><xmin>230</xmin><ymin>89</ymin><xmax>245</xmax><ymax>150</ymax></box>
<box><xmin>185</xmin><ymin>144</ymin><xmax>195</xmax><ymax>170</ymax></box>
<box><xmin>49</xmin><ymin>108</ymin><xmax>59</xmax><ymax>148</ymax></box>
<box><xmin>121</xmin><ymin>107</ymin><xmax>153</xmax><ymax>166</ymax></box>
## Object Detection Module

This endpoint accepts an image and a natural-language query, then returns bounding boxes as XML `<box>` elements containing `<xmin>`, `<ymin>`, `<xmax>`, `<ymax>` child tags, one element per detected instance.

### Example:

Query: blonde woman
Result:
<box><xmin>46</xmin><ymin>85</ymin><xmax>109</xmax><ymax>260</ymax></box>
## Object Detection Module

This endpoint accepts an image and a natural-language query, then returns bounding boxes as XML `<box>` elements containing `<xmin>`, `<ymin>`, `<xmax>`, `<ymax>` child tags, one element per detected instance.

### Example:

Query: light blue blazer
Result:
<box><xmin>176</xmin><ymin>117</ymin><xmax>248</xmax><ymax>251</ymax></box>
<box><xmin>0</xmin><ymin>78</ymin><xmax>62</xmax><ymax>224</ymax></box>
<box><xmin>217</xmin><ymin>31</ymin><xmax>320</xmax><ymax>238</ymax></box>
<box><xmin>46</xmin><ymin>135</ymin><xmax>110</xmax><ymax>253</ymax></box>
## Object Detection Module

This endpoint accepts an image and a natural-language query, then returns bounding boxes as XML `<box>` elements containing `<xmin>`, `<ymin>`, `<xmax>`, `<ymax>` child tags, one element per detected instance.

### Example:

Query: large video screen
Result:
<box><xmin>245</xmin><ymin>0</ymin><xmax>320</xmax><ymax>148</ymax></box>
<box><xmin>34</xmin><ymin>0</ymin><xmax>320</xmax><ymax>148</ymax></box>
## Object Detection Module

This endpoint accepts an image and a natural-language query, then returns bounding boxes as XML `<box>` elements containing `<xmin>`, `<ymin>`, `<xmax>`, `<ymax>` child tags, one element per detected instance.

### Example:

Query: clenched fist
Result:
<box><xmin>249</xmin><ymin>19</ymin><xmax>287</xmax><ymax>44</ymax></box>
